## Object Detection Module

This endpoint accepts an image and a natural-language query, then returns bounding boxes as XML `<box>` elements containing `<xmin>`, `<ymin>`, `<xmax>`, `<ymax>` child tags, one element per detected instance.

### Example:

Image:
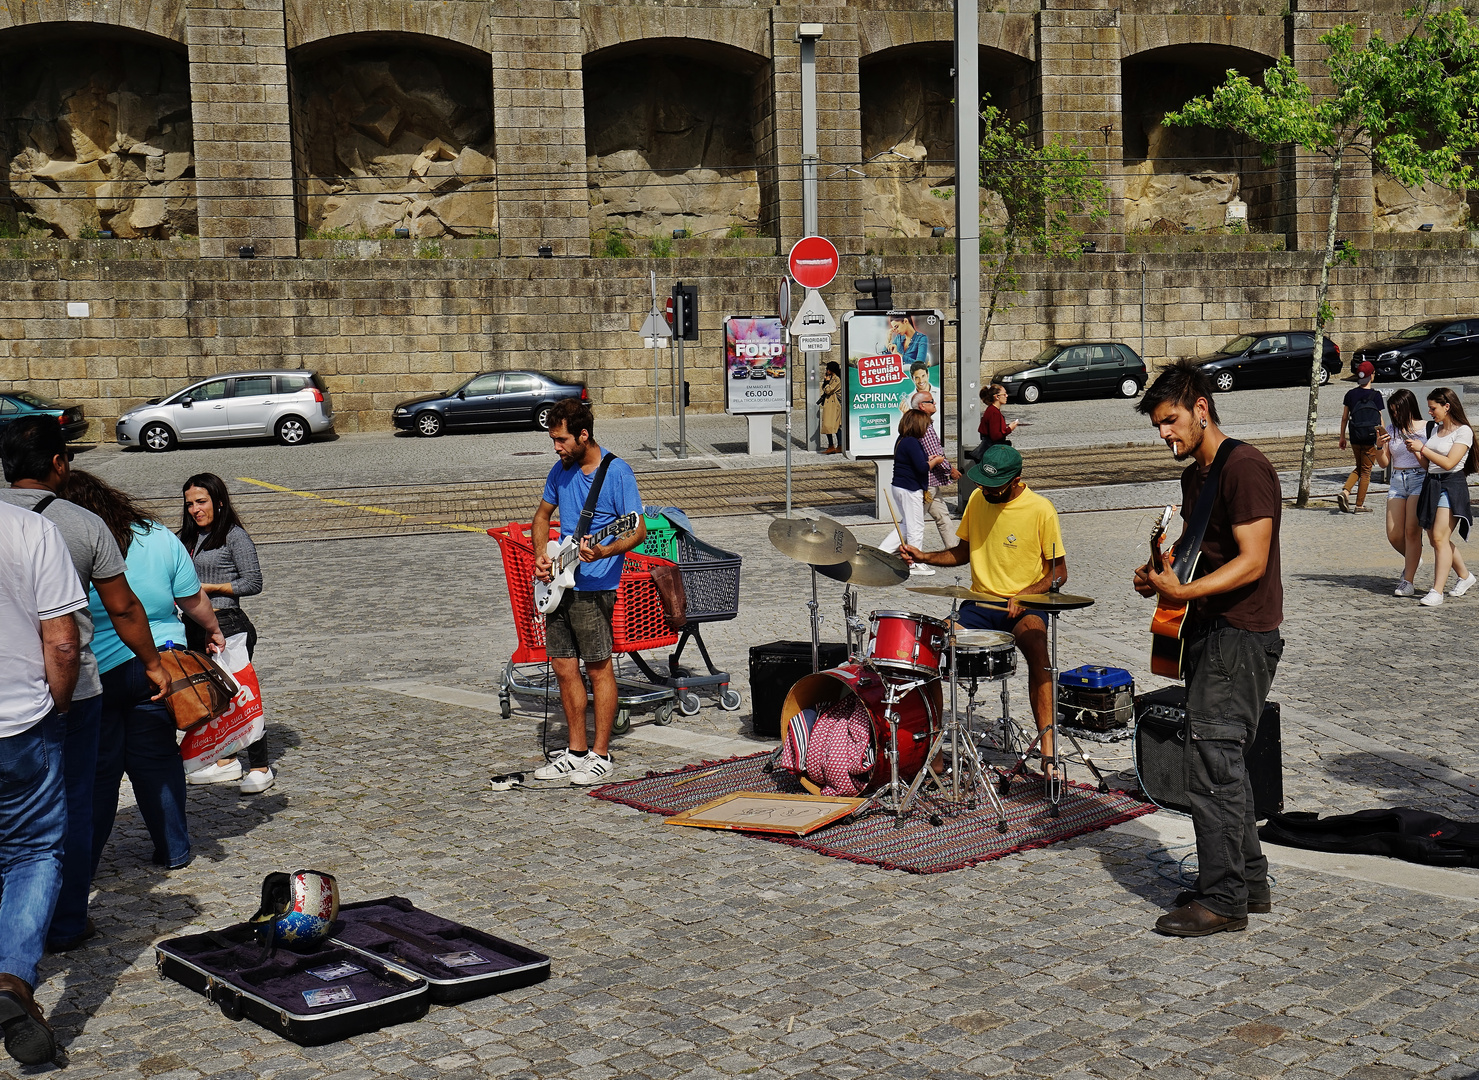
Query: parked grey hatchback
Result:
<box><xmin>115</xmin><ymin>370</ymin><xmax>334</xmax><ymax>451</ymax></box>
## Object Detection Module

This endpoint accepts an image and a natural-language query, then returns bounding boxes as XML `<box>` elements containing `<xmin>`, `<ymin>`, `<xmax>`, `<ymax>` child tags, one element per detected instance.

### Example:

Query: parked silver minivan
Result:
<box><xmin>115</xmin><ymin>370</ymin><xmax>334</xmax><ymax>451</ymax></box>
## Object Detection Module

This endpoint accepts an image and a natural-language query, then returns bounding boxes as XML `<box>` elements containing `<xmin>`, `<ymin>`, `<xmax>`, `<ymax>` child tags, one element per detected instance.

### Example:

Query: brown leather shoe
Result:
<box><xmin>1154</xmin><ymin>901</ymin><xmax>1248</xmax><ymax>938</ymax></box>
<box><xmin>0</xmin><ymin>974</ymin><xmax>57</xmax><ymax>1065</ymax></box>
<box><xmin>1176</xmin><ymin>889</ymin><xmax>1271</xmax><ymax>914</ymax></box>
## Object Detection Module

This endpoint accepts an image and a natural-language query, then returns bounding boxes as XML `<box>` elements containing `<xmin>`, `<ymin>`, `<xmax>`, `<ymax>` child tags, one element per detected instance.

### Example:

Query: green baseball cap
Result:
<box><xmin>967</xmin><ymin>444</ymin><xmax>1023</xmax><ymax>489</ymax></box>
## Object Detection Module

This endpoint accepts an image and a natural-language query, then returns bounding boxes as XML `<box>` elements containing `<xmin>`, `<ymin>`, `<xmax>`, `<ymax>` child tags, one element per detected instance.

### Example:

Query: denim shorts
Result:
<box><xmin>544</xmin><ymin>590</ymin><xmax>616</xmax><ymax>662</ymax></box>
<box><xmin>1388</xmin><ymin>467</ymin><xmax>1425</xmax><ymax>499</ymax></box>
<box><xmin>959</xmin><ymin>601</ymin><xmax>1032</xmax><ymax>633</ymax></box>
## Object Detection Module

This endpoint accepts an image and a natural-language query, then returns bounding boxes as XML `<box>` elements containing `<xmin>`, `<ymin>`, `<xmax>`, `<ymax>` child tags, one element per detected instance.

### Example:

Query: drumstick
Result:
<box><xmin>672</xmin><ymin>768</ymin><xmax>721</xmax><ymax>788</ymax></box>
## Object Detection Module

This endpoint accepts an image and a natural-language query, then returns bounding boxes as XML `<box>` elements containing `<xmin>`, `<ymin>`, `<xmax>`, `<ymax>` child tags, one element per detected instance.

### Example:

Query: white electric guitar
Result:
<box><xmin>533</xmin><ymin>512</ymin><xmax>642</xmax><ymax>615</ymax></box>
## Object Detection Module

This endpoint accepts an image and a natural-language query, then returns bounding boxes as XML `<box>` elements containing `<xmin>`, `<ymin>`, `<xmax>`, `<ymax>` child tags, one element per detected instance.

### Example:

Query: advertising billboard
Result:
<box><xmin>842</xmin><ymin>309</ymin><xmax>945</xmax><ymax>457</ymax></box>
<box><xmin>723</xmin><ymin>316</ymin><xmax>788</xmax><ymax>415</ymax></box>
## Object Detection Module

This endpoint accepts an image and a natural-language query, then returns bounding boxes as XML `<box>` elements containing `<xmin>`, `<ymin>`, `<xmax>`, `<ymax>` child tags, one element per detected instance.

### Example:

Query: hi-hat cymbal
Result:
<box><xmin>905</xmin><ymin>584</ymin><xmax>1004</xmax><ymax>604</ymax></box>
<box><xmin>1016</xmin><ymin>590</ymin><xmax>1095</xmax><ymax>611</ymax></box>
<box><xmin>768</xmin><ymin>515</ymin><xmax>858</xmax><ymax>565</ymax></box>
<box><xmin>817</xmin><ymin>545</ymin><xmax>909</xmax><ymax>587</ymax></box>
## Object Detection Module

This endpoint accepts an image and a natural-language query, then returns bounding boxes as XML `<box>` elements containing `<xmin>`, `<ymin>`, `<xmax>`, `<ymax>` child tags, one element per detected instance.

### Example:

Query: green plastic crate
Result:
<box><xmin>637</xmin><ymin>515</ymin><xmax>679</xmax><ymax>561</ymax></box>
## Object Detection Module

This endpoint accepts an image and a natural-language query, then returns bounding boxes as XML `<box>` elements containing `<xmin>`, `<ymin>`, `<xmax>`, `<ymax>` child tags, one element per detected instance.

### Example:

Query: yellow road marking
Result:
<box><xmin>237</xmin><ymin>477</ymin><xmax>489</xmax><ymax>535</ymax></box>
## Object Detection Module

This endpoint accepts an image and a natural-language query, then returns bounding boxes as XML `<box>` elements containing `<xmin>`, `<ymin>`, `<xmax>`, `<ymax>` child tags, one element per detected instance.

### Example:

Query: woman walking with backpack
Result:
<box><xmin>1408</xmin><ymin>387</ymin><xmax>1476</xmax><ymax>606</ymax></box>
<box><xmin>1374</xmin><ymin>389</ymin><xmax>1428</xmax><ymax>595</ymax></box>
<box><xmin>1338</xmin><ymin>361</ymin><xmax>1384</xmax><ymax>513</ymax></box>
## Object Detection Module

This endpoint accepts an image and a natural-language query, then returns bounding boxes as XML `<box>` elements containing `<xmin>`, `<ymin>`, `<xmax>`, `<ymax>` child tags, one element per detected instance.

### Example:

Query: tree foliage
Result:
<box><xmin>1165</xmin><ymin>5</ymin><xmax>1479</xmax><ymax>505</ymax></box>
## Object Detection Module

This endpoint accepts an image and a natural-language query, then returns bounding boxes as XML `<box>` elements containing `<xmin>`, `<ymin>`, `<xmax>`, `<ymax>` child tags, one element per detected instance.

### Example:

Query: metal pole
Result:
<box><xmin>800</xmin><ymin>29</ymin><xmax>822</xmax><ymax>452</ymax></box>
<box><xmin>652</xmin><ymin>271</ymin><xmax>661</xmax><ymax>459</ymax></box>
<box><xmin>676</xmin><ymin>337</ymin><xmax>687</xmax><ymax>460</ymax></box>
<box><xmin>1140</xmin><ymin>260</ymin><xmax>1146</xmax><ymax>360</ymax></box>
<box><xmin>955</xmin><ymin>0</ymin><xmax>982</xmax><ymax>494</ymax></box>
<box><xmin>785</xmin><ymin>326</ymin><xmax>793</xmax><ymax>517</ymax></box>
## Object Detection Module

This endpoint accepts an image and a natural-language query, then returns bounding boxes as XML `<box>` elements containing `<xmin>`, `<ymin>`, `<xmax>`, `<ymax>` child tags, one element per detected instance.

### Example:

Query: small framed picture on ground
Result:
<box><xmin>665</xmin><ymin>792</ymin><xmax>863</xmax><ymax>836</ymax></box>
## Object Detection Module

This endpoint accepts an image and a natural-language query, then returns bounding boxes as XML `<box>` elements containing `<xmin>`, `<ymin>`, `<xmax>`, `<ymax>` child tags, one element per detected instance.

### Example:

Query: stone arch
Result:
<box><xmin>289</xmin><ymin>33</ymin><xmax>497</xmax><ymax>239</ymax></box>
<box><xmin>0</xmin><ymin>22</ymin><xmax>196</xmax><ymax>238</ymax></box>
<box><xmin>0</xmin><ymin>3</ymin><xmax>187</xmax><ymax>46</ymax></box>
<box><xmin>858</xmin><ymin>42</ymin><xmax>1032</xmax><ymax>238</ymax></box>
<box><xmin>1121</xmin><ymin>43</ymin><xmax>1287</xmax><ymax>235</ymax></box>
<box><xmin>583</xmin><ymin>38</ymin><xmax>767</xmax><ymax>241</ymax></box>
<box><xmin>581</xmin><ymin>10</ymin><xmax>771</xmax><ymax>66</ymax></box>
<box><xmin>285</xmin><ymin>1</ymin><xmax>487</xmax><ymax>54</ymax></box>
<box><xmin>858</xmin><ymin>14</ymin><xmax>1036</xmax><ymax>65</ymax></box>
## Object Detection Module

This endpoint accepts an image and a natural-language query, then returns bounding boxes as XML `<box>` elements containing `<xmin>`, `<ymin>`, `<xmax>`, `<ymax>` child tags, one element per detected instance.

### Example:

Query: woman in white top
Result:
<box><xmin>1374</xmin><ymin>389</ymin><xmax>1426</xmax><ymax>595</ymax></box>
<box><xmin>1404</xmin><ymin>387</ymin><xmax>1476</xmax><ymax>606</ymax></box>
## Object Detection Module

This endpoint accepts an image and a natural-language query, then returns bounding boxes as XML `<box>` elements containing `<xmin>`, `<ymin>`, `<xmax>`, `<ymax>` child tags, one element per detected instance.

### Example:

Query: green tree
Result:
<box><xmin>1165</xmin><ymin>5</ymin><xmax>1479</xmax><ymax>506</ymax></box>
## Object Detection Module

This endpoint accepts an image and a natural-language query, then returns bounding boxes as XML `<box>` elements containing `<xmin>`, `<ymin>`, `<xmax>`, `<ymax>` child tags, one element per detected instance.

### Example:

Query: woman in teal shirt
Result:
<box><xmin>62</xmin><ymin>471</ymin><xmax>222</xmax><ymax>874</ymax></box>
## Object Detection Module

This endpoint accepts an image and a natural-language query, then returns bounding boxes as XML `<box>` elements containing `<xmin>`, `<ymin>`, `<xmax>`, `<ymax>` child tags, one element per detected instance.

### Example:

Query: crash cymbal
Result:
<box><xmin>905</xmin><ymin>584</ymin><xmax>1003</xmax><ymax>603</ymax></box>
<box><xmin>817</xmin><ymin>545</ymin><xmax>909</xmax><ymax>587</ymax></box>
<box><xmin>768</xmin><ymin>515</ymin><xmax>858</xmax><ymax>566</ymax></box>
<box><xmin>1016</xmin><ymin>590</ymin><xmax>1096</xmax><ymax>611</ymax></box>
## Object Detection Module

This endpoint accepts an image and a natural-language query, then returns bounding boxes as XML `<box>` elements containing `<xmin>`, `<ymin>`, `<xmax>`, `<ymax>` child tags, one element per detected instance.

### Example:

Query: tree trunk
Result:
<box><xmin>1297</xmin><ymin>156</ymin><xmax>1343</xmax><ymax>508</ymax></box>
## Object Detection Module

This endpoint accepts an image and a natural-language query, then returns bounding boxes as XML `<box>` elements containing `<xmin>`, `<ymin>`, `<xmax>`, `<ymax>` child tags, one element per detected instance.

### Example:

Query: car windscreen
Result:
<box><xmin>1029</xmin><ymin>347</ymin><xmax>1060</xmax><ymax>363</ymax></box>
<box><xmin>1220</xmin><ymin>335</ymin><xmax>1257</xmax><ymax>354</ymax></box>
<box><xmin>9</xmin><ymin>390</ymin><xmax>59</xmax><ymax>409</ymax></box>
<box><xmin>1397</xmin><ymin>322</ymin><xmax>1444</xmax><ymax>340</ymax></box>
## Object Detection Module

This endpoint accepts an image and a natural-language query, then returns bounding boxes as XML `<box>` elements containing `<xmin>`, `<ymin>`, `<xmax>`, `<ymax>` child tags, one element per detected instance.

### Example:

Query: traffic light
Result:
<box><xmin>671</xmin><ymin>282</ymin><xmax>699</xmax><ymax>340</ymax></box>
<box><xmin>853</xmin><ymin>275</ymin><xmax>893</xmax><ymax>311</ymax></box>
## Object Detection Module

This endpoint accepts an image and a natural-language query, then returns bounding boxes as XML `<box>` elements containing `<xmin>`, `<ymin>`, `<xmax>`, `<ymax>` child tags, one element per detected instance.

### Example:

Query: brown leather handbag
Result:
<box><xmin>158</xmin><ymin>645</ymin><xmax>239</xmax><ymax>731</ymax></box>
<box><xmin>648</xmin><ymin>563</ymin><xmax>688</xmax><ymax>629</ymax></box>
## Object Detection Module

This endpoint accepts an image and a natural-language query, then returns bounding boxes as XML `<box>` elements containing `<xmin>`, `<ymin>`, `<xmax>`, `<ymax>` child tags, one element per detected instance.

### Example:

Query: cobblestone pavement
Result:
<box><xmin>31</xmin><ymin>482</ymin><xmax>1479</xmax><ymax>1080</ymax></box>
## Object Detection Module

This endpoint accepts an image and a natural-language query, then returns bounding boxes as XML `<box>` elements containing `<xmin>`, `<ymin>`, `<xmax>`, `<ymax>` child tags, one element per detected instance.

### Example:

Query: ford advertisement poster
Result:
<box><xmin>724</xmin><ymin>316</ymin><xmax>788</xmax><ymax>415</ymax></box>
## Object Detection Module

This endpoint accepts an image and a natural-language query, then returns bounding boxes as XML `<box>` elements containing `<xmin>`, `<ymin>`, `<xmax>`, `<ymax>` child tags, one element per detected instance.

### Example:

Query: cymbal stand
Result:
<box><xmin>807</xmin><ymin>566</ymin><xmax>823</xmax><ymax>673</ymax></box>
<box><xmin>842</xmin><ymin>585</ymin><xmax>867</xmax><ymax>660</ymax></box>
<box><xmin>850</xmin><ymin>671</ymin><xmax>937</xmax><ymax>825</ymax></box>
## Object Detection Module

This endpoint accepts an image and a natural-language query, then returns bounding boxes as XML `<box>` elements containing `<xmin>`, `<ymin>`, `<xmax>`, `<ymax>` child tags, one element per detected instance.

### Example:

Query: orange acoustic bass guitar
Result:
<box><xmin>1147</xmin><ymin>505</ymin><xmax>1194</xmax><ymax>679</ymax></box>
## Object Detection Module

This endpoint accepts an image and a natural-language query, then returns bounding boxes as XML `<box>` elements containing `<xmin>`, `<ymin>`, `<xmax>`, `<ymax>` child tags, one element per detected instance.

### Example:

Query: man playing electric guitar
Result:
<box><xmin>1132</xmin><ymin>360</ymin><xmax>1284</xmax><ymax>938</ymax></box>
<box><xmin>531</xmin><ymin>399</ymin><xmax>646</xmax><ymax>786</ymax></box>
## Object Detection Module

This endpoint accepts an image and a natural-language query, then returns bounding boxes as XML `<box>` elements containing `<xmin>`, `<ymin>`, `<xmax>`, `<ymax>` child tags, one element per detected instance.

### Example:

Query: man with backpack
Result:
<box><xmin>1338</xmin><ymin>361</ymin><xmax>1385</xmax><ymax>514</ymax></box>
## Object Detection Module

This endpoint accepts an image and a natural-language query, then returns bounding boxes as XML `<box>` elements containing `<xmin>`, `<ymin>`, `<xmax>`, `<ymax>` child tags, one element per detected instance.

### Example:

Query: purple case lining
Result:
<box><xmin>334</xmin><ymin>897</ymin><xmax>544</xmax><ymax>978</ymax></box>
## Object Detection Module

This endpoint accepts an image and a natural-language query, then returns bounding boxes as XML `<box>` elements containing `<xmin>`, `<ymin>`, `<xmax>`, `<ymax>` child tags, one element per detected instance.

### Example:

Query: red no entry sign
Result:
<box><xmin>788</xmin><ymin>236</ymin><xmax>839</xmax><ymax>291</ymax></box>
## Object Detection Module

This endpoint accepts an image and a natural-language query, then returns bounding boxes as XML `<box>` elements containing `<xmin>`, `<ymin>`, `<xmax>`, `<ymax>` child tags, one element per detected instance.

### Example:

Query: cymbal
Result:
<box><xmin>905</xmin><ymin>584</ymin><xmax>1004</xmax><ymax>604</ymax></box>
<box><xmin>816</xmin><ymin>545</ymin><xmax>909</xmax><ymax>587</ymax></box>
<box><xmin>1016</xmin><ymin>590</ymin><xmax>1096</xmax><ymax>611</ymax></box>
<box><xmin>768</xmin><ymin>515</ymin><xmax>858</xmax><ymax>566</ymax></box>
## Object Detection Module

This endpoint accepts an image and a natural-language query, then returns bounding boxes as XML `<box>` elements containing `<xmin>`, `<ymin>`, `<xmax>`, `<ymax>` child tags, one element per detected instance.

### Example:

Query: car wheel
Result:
<box><xmin>274</xmin><ymin>415</ymin><xmax>309</xmax><ymax>446</ymax></box>
<box><xmin>534</xmin><ymin>403</ymin><xmax>555</xmax><ymax>431</ymax></box>
<box><xmin>1214</xmin><ymin>370</ymin><xmax>1236</xmax><ymax>393</ymax></box>
<box><xmin>140</xmin><ymin>421</ymin><xmax>176</xmax><ymax>452</ymax></box>
<box><xmin>1118</xmin><ymin>377</ymin><xmax>1140</xmax><ymax>398</ymax></box>
<box><xmin>1399</xmin><ymin>357</ymin><xmax>1424</xmax><ymax>382</ymax></box>
<box><xmin>1019</xmin><ymin>382</ymin><xmax>1041</xmax><ymax>405</ymax></box>
<box><xmin>1317</xmin><ymin>365</ymin><xmax>1331</xmax><ymax>386</ymax></box>
<box><xmin>415</xmin><ymin>411</ymin><xmax>443</xmax><ymax>437</ymax></box>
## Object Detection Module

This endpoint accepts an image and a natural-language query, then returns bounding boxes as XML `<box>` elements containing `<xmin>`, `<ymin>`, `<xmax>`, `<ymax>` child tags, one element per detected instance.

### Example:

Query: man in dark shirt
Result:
<box><xmin>1338</xmin><ymin>360</ymin><xmax>1385</xmax><ymax>513</ymax></box>
<box><xmin>1133</xmin><ymin>360</ymin><xmax>1284</xmax><ymax>937</ymax></box>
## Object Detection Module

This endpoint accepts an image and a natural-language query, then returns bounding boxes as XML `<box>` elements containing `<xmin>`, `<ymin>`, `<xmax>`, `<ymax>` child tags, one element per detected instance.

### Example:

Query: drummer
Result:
<box><xmin>898</xmin><ymin>444</ymin><xmax>1066</xmax><ymax>766</ymax></box>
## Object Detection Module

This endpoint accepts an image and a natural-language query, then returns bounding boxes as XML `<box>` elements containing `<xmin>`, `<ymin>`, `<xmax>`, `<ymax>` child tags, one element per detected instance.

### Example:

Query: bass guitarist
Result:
<box><xmin>1132</xmin><ymin>360</ymin><xmax>1284</xmax><ymax>937</ymax></box>
<box><xmin>531</xmin><ymin>399</ymin><xmax>646</xmax><ymax>786</ymax></box>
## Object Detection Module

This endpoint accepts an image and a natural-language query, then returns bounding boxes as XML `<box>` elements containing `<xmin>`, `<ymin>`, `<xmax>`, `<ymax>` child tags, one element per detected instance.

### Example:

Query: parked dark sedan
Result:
<box><xmin>996</xmin><ymin>342</ymin><xmax>1148</xmax><ymax>404</ymax></box>
<box><xmin>0</xmin><ymin>389</ymin><xmax>89</xmax><ymax>441</ymax></box>
<box><xmin>1192</xmin><ymin>332</ymin><xmax>1341</xmax><ymax>392</ymax></box>
<box><xmin>392</xmin><ymin>371</ymin><xmax>587</xmax><ymax>436</ymax></box>
<box><xmin>1350</xmin><ymin>318</ymin><xmax>1479</xmax><ymax>382</ymax></box>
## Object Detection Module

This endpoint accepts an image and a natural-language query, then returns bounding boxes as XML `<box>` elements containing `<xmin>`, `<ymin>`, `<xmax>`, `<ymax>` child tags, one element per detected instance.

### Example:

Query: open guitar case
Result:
<box><xmin>156</xmin><ymin>897</ymin><xmax>550</xmax><ymax>1044</ymax></box>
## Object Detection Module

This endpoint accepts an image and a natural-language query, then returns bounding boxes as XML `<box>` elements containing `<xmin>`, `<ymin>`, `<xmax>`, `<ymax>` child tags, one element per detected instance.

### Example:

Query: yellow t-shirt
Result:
<box><xmin>956</xmin><ymin>484</ymin><xmax>1065</xmax><ymax>599</ymax></box>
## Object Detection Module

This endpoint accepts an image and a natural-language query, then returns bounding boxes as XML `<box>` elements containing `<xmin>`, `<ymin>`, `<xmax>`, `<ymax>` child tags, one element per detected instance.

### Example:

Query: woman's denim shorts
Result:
<box><xmin>1388</xmin><ymin>468</ymin><xmax>1425</xmax><ymax>499</ymax></box>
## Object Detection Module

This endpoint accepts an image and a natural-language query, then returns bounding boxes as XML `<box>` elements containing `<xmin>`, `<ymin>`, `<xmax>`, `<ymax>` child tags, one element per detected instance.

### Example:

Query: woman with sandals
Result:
<box><xmin>1374</xmin><ymin>389</ymin><xmax>1427</xmax><ymax>596</ymax></box>
<box><xmin>1406</xmin><ymin>387</ymin><xmax>1476</xmax><ymax>606</ymax></box>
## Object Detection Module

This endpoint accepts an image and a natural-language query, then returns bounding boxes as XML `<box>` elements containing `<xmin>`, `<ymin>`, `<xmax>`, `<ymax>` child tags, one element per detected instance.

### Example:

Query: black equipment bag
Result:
<box><xmin>331</xmin><ymin>896</ymin><xmax>551</xmax><ymax>1004</ymax></box>
<box><xmin>155</xmin><ymin>923</ymin><xmax>429</xmax><ymax>1046</ymax></box>
<box><xmin>1260</xmin><ymin>808</ymin><xmax>1479</xmax><ymax>868</ymax></box>
<box><xmin>1133</xmin><ymin>685</ymin><xmax>1284</xmax><ymax>821</ymax></box>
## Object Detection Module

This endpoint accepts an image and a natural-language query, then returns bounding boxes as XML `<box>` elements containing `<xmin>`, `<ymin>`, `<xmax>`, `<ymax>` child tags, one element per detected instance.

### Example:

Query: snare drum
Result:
<box><xmin>864</xmin><ymin>610</ymin><xmax>950</xmax><ymax>678</ymax></box>
<box><xmin>951</xmin><ymin>629</ymin><xmax>1017</xmax><ymax>681</ymax></box>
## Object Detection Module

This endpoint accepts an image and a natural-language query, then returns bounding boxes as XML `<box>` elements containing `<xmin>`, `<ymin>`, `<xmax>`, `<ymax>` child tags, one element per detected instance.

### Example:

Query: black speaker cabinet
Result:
<box><xmin>1133</xmin><ymin>685</ymin><xmax>1284</xmax><ymax>821</ymax></box>
<box><xmin>748</xmin><ymin>641</ymin><xmax>850</xmax><ymax>738</ymax></box>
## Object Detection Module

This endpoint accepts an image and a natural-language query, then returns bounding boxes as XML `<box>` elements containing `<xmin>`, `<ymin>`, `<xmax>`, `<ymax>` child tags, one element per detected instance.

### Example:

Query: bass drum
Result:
<box><xmin>779</xmin><ymin>661</ymin><xmax>942</xmax><ymax>792</ymax></box>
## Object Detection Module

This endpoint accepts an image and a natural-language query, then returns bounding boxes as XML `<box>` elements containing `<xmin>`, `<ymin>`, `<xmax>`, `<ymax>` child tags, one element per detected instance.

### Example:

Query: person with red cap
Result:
<box><xmin>1338</xmin><ymin>361</ymin><xmax>1385</xmax><ymax>513</ymax></box>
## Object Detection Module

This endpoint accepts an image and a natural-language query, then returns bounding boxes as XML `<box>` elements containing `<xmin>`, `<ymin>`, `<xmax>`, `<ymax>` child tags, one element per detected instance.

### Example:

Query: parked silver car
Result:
<box><xmin>115</xmin><ymin>370</ymin><xmax>334</xmax><ymax>451</ymax></box>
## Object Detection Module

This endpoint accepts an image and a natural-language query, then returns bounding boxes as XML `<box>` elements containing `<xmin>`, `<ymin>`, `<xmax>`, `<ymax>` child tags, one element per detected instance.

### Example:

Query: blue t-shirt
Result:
<box><xmin>89</xmin><ymin>523</ymin><xmax>201</xmax><ymax>673</ymax></box>
<box><xmin>541</xmin><ymin>454</ymin><xmax>643</xmax><ymax>592</ymax></box>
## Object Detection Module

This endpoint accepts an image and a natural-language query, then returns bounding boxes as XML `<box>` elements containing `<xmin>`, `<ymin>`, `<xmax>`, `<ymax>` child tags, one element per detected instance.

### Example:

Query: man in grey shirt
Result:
<box><xmin>0</xmin><ymin>417</ymin><xmax>168</xmax><ymax>953</ymax></box>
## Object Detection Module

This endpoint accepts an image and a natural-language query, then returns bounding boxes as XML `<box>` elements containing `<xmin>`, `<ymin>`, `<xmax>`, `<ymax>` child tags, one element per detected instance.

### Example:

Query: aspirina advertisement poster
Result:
<box><xmin>843</xmin><ymin>310</ymin><xmax>944</xmax><ymax>457</ymax></box>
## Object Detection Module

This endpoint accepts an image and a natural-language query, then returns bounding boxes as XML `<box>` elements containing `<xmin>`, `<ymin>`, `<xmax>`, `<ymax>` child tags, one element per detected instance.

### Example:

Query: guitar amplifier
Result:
<box><xmin>749</xmin><ymin>641</ymin><xmax>850</xmax><ymax>738</ymax></box>
<box><xmin>1133</xmin><ymin>685</ymin><xmax>1284</xmax><ymax>820</ymax></box>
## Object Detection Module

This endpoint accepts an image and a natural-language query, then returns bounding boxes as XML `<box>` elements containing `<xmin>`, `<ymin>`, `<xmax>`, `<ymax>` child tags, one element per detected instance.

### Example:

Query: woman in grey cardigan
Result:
<box><xmin>178</xmin><ymin>473</ymin><xmax>273</xmax><ymax>793</ymax></box>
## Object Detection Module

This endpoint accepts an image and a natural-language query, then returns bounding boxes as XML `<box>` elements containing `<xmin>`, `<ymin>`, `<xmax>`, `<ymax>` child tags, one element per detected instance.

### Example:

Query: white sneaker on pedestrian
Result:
<box><xmin>909</xmin><ymin>564</ymin><xmax>936</xmax><ymax>576</ymax></box>
<box><xmin>240</xmin><ymin>768</ymin><xmax>275</xmax><ymax>794</ymax></box>
<box><xmin>533</xmin><ymin>748</ymin><xmax>587</xmax><ymax>782</ymax></box>
<box><xmin>187</xmin><ymin>760</ymin><xmax>243</xmax><ymax>785</ymax></box>
<box><xmin>570</xmin><ymin>753</ymin><xmax>616</xmax><ymax>786</ymax></box>
<box><xmin>1393</xmin><ymin>579</ymin><xmax>1415</xmax><ymax>597</ymax></box>
<box><xmin>1452</xmin><ymin>573</ymin><xmax>1478</xmax><ymax>597</ymax></box>
<box><xmin>1420</xmin><ymin>590</ymin><xmax>1444</xmax><ymax>607</ymax></box>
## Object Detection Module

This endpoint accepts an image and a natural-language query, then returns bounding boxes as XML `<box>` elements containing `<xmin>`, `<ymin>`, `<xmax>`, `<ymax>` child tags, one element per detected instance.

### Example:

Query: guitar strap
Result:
<box><xmin>1170</xmin><ymin>437</ymin><xmax>1242</xmax><ymax>583</ymax></box>
<box><xmin>573</xmin><ymin>452</ymin><xmax>616</xmax><ymax>541</ymax></box>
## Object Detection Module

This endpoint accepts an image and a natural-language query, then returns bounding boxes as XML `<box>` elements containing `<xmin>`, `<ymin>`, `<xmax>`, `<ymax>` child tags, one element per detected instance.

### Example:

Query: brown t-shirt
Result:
<box><xmin>1180</xmin><ymin>441</ymin><xmax>1283</xmax><ymax>632</ymax></box>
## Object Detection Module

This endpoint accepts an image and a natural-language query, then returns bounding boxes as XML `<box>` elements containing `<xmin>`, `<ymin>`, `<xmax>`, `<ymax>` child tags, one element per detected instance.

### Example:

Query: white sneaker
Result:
<box><xmin>533</xmin><ymin>748</ymin><xmax>587</xmax><ymax>782</ymax></box>
<box><xmin>570</xmin><ymin>753</ymin><xmax>616</xmax><ymax>786</ymax></box>
<box><xmin>1420</xmin><ymin>590</ymin><xmax>1444</xmax><ymax>607</ymax></box>
<box><xmin>240</xmin><ymin>768</ymin><xmax>275</xmax><ymax>794</ymax></box>
<box><xmin>909</xmin><ymin>564</ymin><xmax>937</xmax><ymax>576</ymax></box>
<box><xmin>187</xmin><ymin>760</ymin><xmax>243</xmax><ymax>785</ymax></box>
<box><xmin>1394</xmin><ymin>579</ymin><xmax>1415</xmax><ymax>597</ymax></box>
<box><xmin>1452</xmin><ymin>573</ymin><xmax>1477</xmax><ymax>597</ymax></box>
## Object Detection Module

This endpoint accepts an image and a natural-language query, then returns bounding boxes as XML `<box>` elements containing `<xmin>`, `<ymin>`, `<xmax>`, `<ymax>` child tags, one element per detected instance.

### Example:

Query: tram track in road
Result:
<box><xmin>137</xmin><ymin>433</ymin><xmax>1346</xmax><ymax>544</ymax></box>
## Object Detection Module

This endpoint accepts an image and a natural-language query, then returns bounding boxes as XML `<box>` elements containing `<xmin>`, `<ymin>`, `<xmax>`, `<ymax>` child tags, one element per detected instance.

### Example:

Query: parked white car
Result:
<box><xmin>115</xmin><ymin>370</ymin><xmax>334</xmax><ymax>451</ymax></box>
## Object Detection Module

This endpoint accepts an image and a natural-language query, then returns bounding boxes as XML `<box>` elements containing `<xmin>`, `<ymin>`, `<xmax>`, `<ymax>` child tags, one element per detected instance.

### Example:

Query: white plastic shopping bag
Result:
<box><xmin>180</xmin><ymin>633</ymin><xmax>265</xmax><ymax>772</ymax></box>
